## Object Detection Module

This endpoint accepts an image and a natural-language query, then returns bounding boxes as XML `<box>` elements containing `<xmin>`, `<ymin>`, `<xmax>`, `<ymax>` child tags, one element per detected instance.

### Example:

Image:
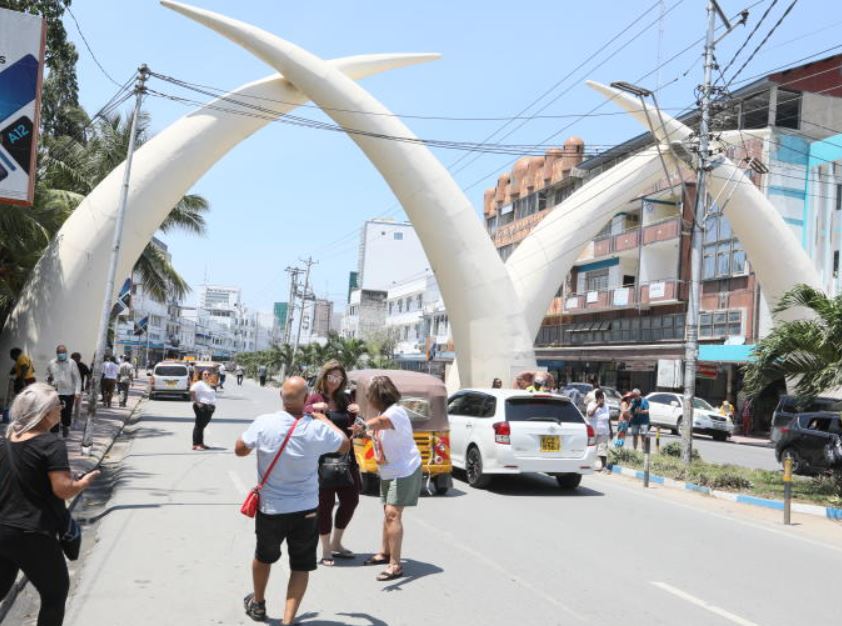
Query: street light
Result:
<box><xmin>610</xmin><ymin>81</ymin><xmax>652</xmax><ymax>98</ymax></box>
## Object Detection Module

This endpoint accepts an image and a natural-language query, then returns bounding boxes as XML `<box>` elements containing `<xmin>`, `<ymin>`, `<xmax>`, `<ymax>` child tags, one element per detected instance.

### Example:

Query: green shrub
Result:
<box><xmin>660</xmin><ymin>441</ymin><xmax>701</xmax><ymax>461</ymax></box>
<box><xmin>609</xmin><ymin>448</ymin><xmax>643</xmax><ymax>467</ymax></box>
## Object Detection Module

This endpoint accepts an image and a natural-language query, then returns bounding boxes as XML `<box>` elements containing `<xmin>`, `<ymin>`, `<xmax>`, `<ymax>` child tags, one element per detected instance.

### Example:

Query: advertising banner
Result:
<box><xmin>0</xmin><ymin>7</ymin><xmax>46</xmax><ymax>206</ymax></box>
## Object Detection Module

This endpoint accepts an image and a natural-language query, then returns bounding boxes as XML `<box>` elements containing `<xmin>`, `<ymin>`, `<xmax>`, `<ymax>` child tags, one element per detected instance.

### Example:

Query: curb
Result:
<box><xmin>609</xmin><ymin>464</ymin><xmax>842</xmax><ymax>521</ymax></box>
<box><xmin>0</xmin><ymin>390</ymin><xmax>146</xmax><ymax>624</ymax></box>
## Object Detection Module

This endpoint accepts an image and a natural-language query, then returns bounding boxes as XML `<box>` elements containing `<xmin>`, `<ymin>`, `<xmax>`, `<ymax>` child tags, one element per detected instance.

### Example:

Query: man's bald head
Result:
<box><xmin>282</xmin><ymin>376</ymin><xmax>308</xmax><ymax>416</ymax></box>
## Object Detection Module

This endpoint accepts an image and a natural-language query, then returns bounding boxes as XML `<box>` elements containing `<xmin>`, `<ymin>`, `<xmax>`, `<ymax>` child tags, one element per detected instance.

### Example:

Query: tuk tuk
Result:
<box><xmin>348</xmin><ymin>369</ymin><xmax>452</xmax><ymax>496</ymax></box>
<box><xmin>192</xmin><ymin>361</ymin><xmax>220</xmax><ymax>389</ymax></box>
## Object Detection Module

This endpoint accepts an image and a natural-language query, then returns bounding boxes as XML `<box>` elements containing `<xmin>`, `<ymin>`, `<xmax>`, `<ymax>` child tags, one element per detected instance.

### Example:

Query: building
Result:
<box><xmin>356</xmin><ymin>218</ymin><xmax>428</xmax><ymax>291</ymax></box>
<box><xmin>343</xmin><ymin>289</ymin><xmax>387</xmax><ymax>340</ymax></box>
<box><xmin>273</xmin><ymin>302</ymin><xmax>289</xmax><ymax>338</ymax></box>
<box><xmin>485</xmin><ymin>53</ymin><xmax>842</xmax><ymax>419</ymax></box>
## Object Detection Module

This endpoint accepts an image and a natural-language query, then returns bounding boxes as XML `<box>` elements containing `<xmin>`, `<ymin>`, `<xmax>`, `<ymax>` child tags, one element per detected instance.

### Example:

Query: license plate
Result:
<box><xmin>165</xmin><ymin>380</ymin><xmax>177</xmax><ymax>387</ymax></box>
<box><xmin>540</xmin><ymin>435</ymin><xmax>560</xmax><ymax>452</ymax></box>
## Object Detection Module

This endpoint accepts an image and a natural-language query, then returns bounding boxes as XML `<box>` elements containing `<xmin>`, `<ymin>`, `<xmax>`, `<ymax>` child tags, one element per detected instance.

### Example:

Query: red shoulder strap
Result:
<box><xmin>256</xmin><ymin>417</ymin><xmax>300</xmax><ymax>491</ymax></box>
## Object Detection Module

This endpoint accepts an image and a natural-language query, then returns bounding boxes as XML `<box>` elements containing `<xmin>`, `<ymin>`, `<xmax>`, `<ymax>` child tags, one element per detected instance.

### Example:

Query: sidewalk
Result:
<box><xmin>730</xmin><ymin>433</ymin><xmax>773</xmax><ymax>448</ymax></box>
<box><xmin>0</xmin><ymin>381</ymin><xmax>146</xmax><ymax>625</ymax></box>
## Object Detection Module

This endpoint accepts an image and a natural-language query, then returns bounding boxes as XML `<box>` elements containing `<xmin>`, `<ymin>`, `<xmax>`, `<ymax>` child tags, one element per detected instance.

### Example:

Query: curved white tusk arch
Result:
<box><xmin>0</xmin><ymin>53</ymin><xmax>440</xmax><ymax>365</ymax></box>
<box><xmin>161</xmin><ymin>0</ymin><xmax>538</xmax><ymax>388</ymax></box>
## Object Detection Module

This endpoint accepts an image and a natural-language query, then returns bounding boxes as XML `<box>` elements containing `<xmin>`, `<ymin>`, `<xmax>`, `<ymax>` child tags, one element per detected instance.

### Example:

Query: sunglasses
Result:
<box><xmin>326</xmin><ymin>374</ymin><xmax>343</xmax><ymax>383</ymax></box>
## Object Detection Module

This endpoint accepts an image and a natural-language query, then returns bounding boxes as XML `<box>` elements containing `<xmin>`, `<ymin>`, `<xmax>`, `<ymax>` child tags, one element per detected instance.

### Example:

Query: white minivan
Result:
<box><xmin>448</xmin><ymin>389</ymin><xmax>596</xmax><ymax>490</ymax></box>
<box><xmin>149</xmin><ymin>361</ymin><xmax>190</xmax><ymax>401</ymax></box>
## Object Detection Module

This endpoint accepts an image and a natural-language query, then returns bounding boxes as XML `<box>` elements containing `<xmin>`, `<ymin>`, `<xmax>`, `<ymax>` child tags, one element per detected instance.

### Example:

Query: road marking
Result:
<box><xmin>228</xmin><ymin>470</ymin><xmax>248</xmax><ymax>496</ymax></box>
<box><xmin>651</xmin><ymin>582</ymin><xmax>758</xmax><ymax>625</ymax></box>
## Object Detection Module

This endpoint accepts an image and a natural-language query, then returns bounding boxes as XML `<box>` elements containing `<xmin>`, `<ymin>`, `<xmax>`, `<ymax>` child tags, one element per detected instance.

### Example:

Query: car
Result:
<box><xmin>148</xmin><ymin>361</ymin><xmax>191</xmax><ymax>401</ymax></box>
<box><xmin>560</xmin><ymin>382</ymin><xmax>592</xmax><ymax>413</ymax></box>
<box><xmin>447</xmin><ymin>389</ymin><xmax>596</xmax><ymax>490</ymax></box>
<box><xmin>646</xmin><ymin>392</ymin><xmax>735</xmax><ymax>441</ymax></box>
<box><xmin>775</xmin><ymin>411</ymin><xmax>842</xmax><ymax>475</ymax></box>
<box><xmin>602</xmin><ymin>386</ymin><xmax>623</xmax><ymax>420</ymax></box>
<box><xmin>771</xmin><ymin>395</ymin><xmax>842</xmax><ymax>444</ymax></box>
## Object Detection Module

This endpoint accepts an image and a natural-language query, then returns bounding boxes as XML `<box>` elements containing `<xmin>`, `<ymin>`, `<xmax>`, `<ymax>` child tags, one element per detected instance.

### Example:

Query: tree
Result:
<box><xmin>742</xmin><ymin>284</ymin><xmax>842</xmax><ymax>399</ymax></box>
<box><xmin>326</xmin><ymin>333</ymin><xmax>368</xmax><ymax>369</ymax></box>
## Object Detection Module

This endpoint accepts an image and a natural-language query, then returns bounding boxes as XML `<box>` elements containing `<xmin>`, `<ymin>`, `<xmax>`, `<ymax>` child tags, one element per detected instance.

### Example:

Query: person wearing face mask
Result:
<box><xmin>45</xmin><ymin>345</ymin><xmax>81</xmax><ymax>438</ymax></box>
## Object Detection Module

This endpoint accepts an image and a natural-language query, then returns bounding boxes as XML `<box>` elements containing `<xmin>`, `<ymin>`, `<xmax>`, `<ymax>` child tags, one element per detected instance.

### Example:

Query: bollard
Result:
<box><xmin>783</xmin><ymin>455</ymin><xmax>793</xmax><ymax>525</ymax></box>
<box><xmin>643</xmin><ymin>430</ymin><xmax>651</xmax><ymax>488</ymax></box>
<box><xmin>655</xmin><ymin>426</ymin><xmax>661</xmax><ymax>454</ymax></box>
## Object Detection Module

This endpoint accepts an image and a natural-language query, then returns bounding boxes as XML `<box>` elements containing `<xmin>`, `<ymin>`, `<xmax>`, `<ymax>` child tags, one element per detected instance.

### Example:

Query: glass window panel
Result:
<box><xmin>704</xmin><ymin>215</ymin><xmax>718</xmax><ymax>243</ymax></box>
<box><xmin>719</xmin><ymin>215</ymin><xmax>732</xmax><ymax>240</ymax></box>
<box><xmin>714</xmin><ymin>312</ymin><xmax>727</xmax><ymax>324</ymax></box>
<box><xmin>728</xmin><ymin>311</ymin><xmax>741</xmax><ymax>322</ymax></box>
<box><xmin>732</xmin><ymin>249</ymin><xmax>746</xmax><ymax>274</ymax></box>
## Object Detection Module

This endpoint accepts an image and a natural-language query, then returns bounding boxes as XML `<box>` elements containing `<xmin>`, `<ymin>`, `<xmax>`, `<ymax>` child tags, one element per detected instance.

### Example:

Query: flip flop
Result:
<box><xmin>319</xmin><ymin>557</ymin><xmax>335</xmax><ymax>567</ymax></box>
<box><xmin>332</xmin><ymin>550</ymin><xmax>355</xmax><ymax>559</ymax></box>
<box><xmin>363</xmin><ymin>554</ymin><xmax>390</xmax><ymax>566</ymax></box>
<box><xmin>376</xmin><ymin>568</ymin><xmax>403</xmax><ymax>581</ymax></box>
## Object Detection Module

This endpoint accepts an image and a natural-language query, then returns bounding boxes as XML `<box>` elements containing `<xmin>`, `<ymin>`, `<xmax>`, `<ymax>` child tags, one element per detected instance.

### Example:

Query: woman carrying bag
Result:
<box><xmin>0</xmin><ymin>383</ymin><xmax>99</xmax><ymax>626</ymax></box>
<box><xmin>305</xmin><ymin>360</ymin><xmax>361</xmax><ymax>567</ymax></box>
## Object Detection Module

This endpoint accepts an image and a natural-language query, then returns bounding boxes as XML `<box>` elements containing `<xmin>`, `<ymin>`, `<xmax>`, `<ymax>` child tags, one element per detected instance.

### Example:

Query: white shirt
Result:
<box><xmin>376</xmin><ymin>404</ymin><xmax>422</xmax><ymax>480</ymax></box>
<box><xmin>191</xmin><ymin>380</ymin><xmax>216</xmax><ymax>405</ymax></box>
<box><xmin>218</xmin><ymin>364</ymin><xmax>226</xmax><ymax>373</ymax></box>
<box><xmin>241</xmin><ymin>412</ymin><xmax>344</xmax><ymax>514</ymax></box>
<box><xmin>118</xmin><ymin>361</ymin><xmax>134</xmax><ymax>382</ymax></box>
<box><xmin>102</xmin><ymin>361</ymin><xmax>120</xmax><ymax>380</ymax></box>
<box><xmin>46</xmin><ymin>358</ymin><xmax>81</xmax><ymax>395</ymax></box>
<box><xmin>587</xmin><ymin>401</ymin><xmax>611</xmax><ymax>436</ymax></box>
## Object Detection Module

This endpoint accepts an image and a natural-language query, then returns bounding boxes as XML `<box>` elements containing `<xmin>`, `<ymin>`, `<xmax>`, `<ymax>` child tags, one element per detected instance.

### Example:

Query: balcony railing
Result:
<box><xmin>563</xmin><ymin>279</ymin><xmax>682</xmax><ymax>314</ymax></box>
<box><xmin>586</xmin><ymin>216</ymin><xmax>682</xmax><ymax>260</ymax></box>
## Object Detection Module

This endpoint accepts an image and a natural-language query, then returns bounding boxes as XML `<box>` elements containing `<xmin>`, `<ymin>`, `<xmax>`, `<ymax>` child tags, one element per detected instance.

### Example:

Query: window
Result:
<box><xmin>648</xmin><ymin>394</ymin><xmax>677</xmax><ymax>406</ymax></box>
<box><xmin>586</xmin><ymin>269</ymin><xmax>609</xmax><ymax>292</ymax></box>
<box><xmin>388</xmin><ymin>302</ymin><xmax>393</xmax><ymax>314</ymax></box>
<box><xmin>398</xmin><ymin>300</ymin><xmax>403</xmax><ymax>313</ymax></box>
<box><xmin>393</xmin><ymin>232</ymin><xmax>403</xmax><ymax>240</ymax></box>
<box><xmin>775</xmin><ymin>89</ymin><xmax>801</xmax><ymax>129</ymax></box>
<box><xmin>417</xmin><ymin>294</ymin><xmax>423</xmax><ymax>309</ymax></box>
<box><xmin>505</xmin><ymin>398</ymin><xmax>583</xmax><ymax>423</ymax></box>
<box><xmin>703</xmin><ymin>213</ymin><xmax>747</xmax><ymax>279</ymax></box>
<box><xmin>835</xmin><ymin>251</ymin><xmax>840</xmax><ymax>279</ymax></box>
<box><xmin>700</xmin><ymin>310</ymin><xmax>742</xmax><ymax>338</ymax></box>
<box><xmin>837</xmin><ymin>184</ymin><xmax>842</xmax><ymax>211</ymax></box>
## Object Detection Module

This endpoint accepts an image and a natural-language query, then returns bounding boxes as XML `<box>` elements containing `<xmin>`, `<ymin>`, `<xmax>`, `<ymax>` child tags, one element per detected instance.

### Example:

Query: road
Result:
<box><xmin>654</xmin><ymin>431</ymin><xmax>779</xmax><ymax>471</ymax></box>
<box><xmin>57</xmin><ymin>380</ymin><xmax>839</xmax><ymax>626</ymax></box>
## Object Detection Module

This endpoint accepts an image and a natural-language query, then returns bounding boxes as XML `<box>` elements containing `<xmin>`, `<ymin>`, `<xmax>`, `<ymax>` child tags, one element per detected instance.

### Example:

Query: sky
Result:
<box><xmin>64</xmin><ymin>0</ymin><xmax>842</xmax><ymax>315</ymax></box>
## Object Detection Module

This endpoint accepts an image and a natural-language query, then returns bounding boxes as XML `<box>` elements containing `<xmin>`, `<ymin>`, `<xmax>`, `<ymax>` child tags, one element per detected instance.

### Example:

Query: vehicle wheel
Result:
<box><xmin>556</xmin><ymin>473</ymin><xmax>582</xmax><ymax>490</ymax></box>
<box><xmin>360</xmin><ymin>472</ymin><xmax>380</xmax><ymax>496</ymax></box>
<box><xmin>672</xmin><ymin>417</ymin><xmax>682</xmax><ymax>436</ymax></box>
<box><xmin>434</xmin><ymin>475</ymin><xmax>450</xmax><ymax>496</ymax></box>
<box><xmin>781</xmin><ymin>448</ymin><xmax>805</xmax><ymax>475</ymax></box>
<box><xmin>465</xmin><ymin>446</ymin><xmax>491</xmax><ymax>489</ymax></box>
<box><xmin>712</xmin><ymin>431</ymin><xmax>728</xmax><ymax>442</ymax></box>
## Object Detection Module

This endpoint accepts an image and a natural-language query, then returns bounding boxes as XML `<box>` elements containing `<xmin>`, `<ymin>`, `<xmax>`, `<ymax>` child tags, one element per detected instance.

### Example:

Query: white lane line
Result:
<box><xmin>228</xmin><ymin>470</ymin><xmax>249</xmax><ymax>496</ymax></box>
<box><xmin>651</xmin><ymin>582</ymin><xmax>758</xmax><ymax>626</ymax></box>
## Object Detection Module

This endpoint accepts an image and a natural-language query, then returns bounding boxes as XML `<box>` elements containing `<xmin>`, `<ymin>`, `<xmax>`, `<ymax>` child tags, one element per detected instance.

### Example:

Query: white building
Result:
<box><xmin>357</xmin><ymin>218</ymin><xmax>429</xmax><ymax>291</ymax></box>
<box><xmin>385</xmin><ymin>272</ymin><xmax>438</xmax><ymax>355</ymax></box>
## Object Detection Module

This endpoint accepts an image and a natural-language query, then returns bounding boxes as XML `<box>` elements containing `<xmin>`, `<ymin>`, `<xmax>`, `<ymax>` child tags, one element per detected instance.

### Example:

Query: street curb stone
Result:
<box><xmin>609</xmin><ymin>464</ymin><xmax>842</xmax><ymax>521</ymax></box>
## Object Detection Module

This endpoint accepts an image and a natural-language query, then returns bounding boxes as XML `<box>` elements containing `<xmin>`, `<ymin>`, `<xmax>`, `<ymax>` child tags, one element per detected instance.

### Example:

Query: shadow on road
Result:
<box><xmin>80</xmin><ymin>500</ymin><xmax>243</xmax><ymax>523</ymax></box>
<box><xmin>289</xmin><ymin>611</ymin><xmax>390</xmax><ymax>626</ymax></box>
<box><xmin>139</xmin><ymin>415</ymin><xmax>253</xmax><ymax>425</ymax></box>
<box><xmin>454</xmin><ymin>473</ymin><xmax>605</xmax><ymax>497</ymax></box>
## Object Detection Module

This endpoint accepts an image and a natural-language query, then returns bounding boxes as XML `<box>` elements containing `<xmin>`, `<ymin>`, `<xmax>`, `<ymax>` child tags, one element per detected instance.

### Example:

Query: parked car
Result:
<box><xmin>775</xmin><ymin>411</ymin><xmax>842</xmax><ymax>475</ymax></box>
<box><xmin>560</xmin><ymin>382</ymin><xmax>592</xmax><ymax>413</ymax></box>
<box><xmin>447</xmin><ymin>389</ymin><xmax>596</xmax><ymax>490</ymax></box>
<box><xmin>646</xmin><ymin>392</ymin><xmax>735</xmax><ymax>441</ymax></box>
<box><xmin>148</xmin><ymin>361</ymin><xmax>190</xmax><ymax>401</ymax></box>
<box><xmin>771</xmin><ymin>395</ymin><xmax>842</xmax><ymax>443</ymax></box>
<box><xmin>602</xmin><ymin>386</ymin><xmax>623</xmax><ymax>420</ymax></box>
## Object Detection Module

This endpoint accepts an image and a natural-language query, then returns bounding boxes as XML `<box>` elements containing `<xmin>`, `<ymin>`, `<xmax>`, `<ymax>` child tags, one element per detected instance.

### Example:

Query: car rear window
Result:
<box><xmin>155</xmin><ymin>365</ymin><xmax>187</xmax><ymax>377</ymax></box>
<box><xmin>505</xmin><ymin>397</ymin><xmax>583</xmax><ymax>423</ymax></box>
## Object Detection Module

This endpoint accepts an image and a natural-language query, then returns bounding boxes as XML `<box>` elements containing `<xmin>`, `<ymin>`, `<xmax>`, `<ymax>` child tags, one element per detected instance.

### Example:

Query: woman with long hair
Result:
<box><xmin>352</xmin><ymin>375</ymin><xmax>422</xmax><ymax>582</ymax></box>
<box><xmin>0</xmin><ymin>383</ymin><xmax>99</xmax><ymax>625</ymax></box>
<box><xmin>305</xmin><ymin>360</ymin><xmax>361</xmax><ymax>566</ymax></box>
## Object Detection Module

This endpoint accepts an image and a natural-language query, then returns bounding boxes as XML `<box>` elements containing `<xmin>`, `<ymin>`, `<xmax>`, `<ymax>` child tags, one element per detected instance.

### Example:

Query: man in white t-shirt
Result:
<box><xmin>101</xmin><ymin>356</ymin><xmax>120</xmax><ymax>408</ymax></box>
<box><xmin>586</xmin><ymin>389</ymin><xmax>612</xmax><ymax>471</ymax></box>
<box><xmin>235</xmin><ymin>376</ymin><xmax>349</xmax><ymax>625</ymax></box>
<box><xmin>190</xmin><ymin>370</ymin><xmax>217</xmax><ymax>450</ymax></box>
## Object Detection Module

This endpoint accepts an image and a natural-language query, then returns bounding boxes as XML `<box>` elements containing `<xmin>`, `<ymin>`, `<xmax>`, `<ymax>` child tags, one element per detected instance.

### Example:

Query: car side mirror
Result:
<box><xmin>670</xmin><ymin>400</ymin><xmax>680</xmax><ymax>408</ymax></box>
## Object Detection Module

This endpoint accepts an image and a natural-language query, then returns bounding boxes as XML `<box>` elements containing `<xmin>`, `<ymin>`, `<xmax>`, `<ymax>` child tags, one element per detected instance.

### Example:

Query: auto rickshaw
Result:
<box><xmin>348</xmin><ymin>369</ymin><xmax>452</xmax><ymax>496</ymax></box>
<box><xmin>191</xmin><ymin>361</ymin><xmax>220</xmax><ymax>389</ymax></box>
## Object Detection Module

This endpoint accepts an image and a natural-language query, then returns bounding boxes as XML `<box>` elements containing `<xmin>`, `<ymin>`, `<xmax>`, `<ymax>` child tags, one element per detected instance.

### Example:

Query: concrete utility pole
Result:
<box><xmin>282</xmin><ymin>266</ymin><xmax>301</xmax><ymax>345</ymax></box>
<box><xmin>83</xmin><ymin>65</ymin><xmax>149</xmax><ymax>454</ymax></box>
<box><xmin>289</xmin><ymin>256</ymin><xmax>317</xmax><ymax>373</ymax></box>
<box><xmin>680</xmin><ymin>1</ymin><xmax>743</xmax><ymax>465</ymax></box>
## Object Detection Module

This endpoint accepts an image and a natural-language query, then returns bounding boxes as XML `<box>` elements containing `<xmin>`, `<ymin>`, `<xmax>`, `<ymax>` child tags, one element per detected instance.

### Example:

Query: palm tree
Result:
<box><xmin>328</xmin><ymin>334</ymin><xmax>368</xmax><ymax>369</ymax></box>
<box><xmin>742</xmin><ymin>283</ymin><xmax>842</xmax><ymax>399</ymax></box>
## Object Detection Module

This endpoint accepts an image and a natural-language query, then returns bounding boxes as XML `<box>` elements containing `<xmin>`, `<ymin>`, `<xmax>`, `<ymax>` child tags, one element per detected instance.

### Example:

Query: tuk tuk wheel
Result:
<box><xmin>360</xmin><ymin>472</ymin><xmax>380</xmax><ymax>496</ymax></box>
<box><xmin>433</xmin><ymin>474</ymin><xmax>450</xmax><ymax>496</ymax></box>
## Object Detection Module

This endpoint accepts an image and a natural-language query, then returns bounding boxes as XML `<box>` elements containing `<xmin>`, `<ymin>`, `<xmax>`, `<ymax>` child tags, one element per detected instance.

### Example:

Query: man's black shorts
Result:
<box><xmin>254</xmin><ymin>509</ymin><xmax>318</xmax><ymax>571</ymax></box>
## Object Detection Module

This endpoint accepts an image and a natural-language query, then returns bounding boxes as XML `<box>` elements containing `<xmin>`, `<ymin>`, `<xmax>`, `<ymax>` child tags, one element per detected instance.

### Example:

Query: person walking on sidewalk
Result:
<box><xmin>9</xmin><ymin>347</ymin><xmax>36</xmax><ymax>394</ymax></box>
<box><xmin>218</xmin><ymin>363</ymin><xmax>227</xmax><ymax>390</ymax></box>
<box><xmin>236</xmin><ymin>376</ymin><xmax>349</xmax><ymax>624</ymax></box>
<box><xmin>117</xmin><ymin>356</ymin><xmax>134</xmax><ymax>408</ymax></box>
<box><xmin>586</xmin><ymin>389</ymin><xmax>612</xmax><ymax>471</ymax></box>
<box><xmin>45</xmin><ymin>345</ymin><xmax>81</xmax><ymax>438</ymax></box>
<box><xmin>70</xmin><ymin>353</ymin><xmax>90</xmax><ymax>392</ymax></box>
<box><xmin>258</xmin><ymin>364</ymin><xmax>268</xmax><ymax>387</ymax></box>
<box><xmin>236</xmin><ymin>365</ymin><xmax>245</xmax><ymax>386</ymax></box>
<box><xmin>0</xmin><ymin>383</ymin><xmax>100</xmax><ymax>626</ymax></box>
<box><xmin>629</xmin><ymin>388</ymin><xmax>650</xmax><ymax>451</ymax></box>
<box><xmin>101</xmin><ymin>356</ymin><xmax>119</xmax><ymax>408</ymax></box>
<box><xmin>190</xmin><ymin>370</ymin><xmax>217</xmax><ymax>451</ymax></box>
<box><xmin>305</xmin><ymin>360</ymin><xmax>361</xmax><ymax>567</ymax></box>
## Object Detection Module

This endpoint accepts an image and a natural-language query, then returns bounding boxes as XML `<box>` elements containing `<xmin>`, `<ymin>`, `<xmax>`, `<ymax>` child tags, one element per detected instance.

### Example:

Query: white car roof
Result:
<box><xmin>456</xmin><ymin>388</ymin><xmax>575</xmax><ymax>402</ymax></box>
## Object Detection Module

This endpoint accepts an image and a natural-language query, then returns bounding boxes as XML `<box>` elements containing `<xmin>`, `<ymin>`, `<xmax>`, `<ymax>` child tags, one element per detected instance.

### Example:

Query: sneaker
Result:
<box><xmin>243</xmin><ymin>593</ymin><xmax>266</xmax><ymax>622</ymax></box>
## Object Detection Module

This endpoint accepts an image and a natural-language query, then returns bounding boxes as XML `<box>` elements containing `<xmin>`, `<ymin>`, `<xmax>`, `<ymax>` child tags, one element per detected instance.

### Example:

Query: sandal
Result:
<box><xmin>332</xmin><ymin>549</ymin><xmax>355</xmax><ymax>559</ymax></box>
<box><xmin>376</xmin><ymin>567</ymin><xmax>404</xmax><ymax>581</ymax></box>
<box><xmin>363</xmin><ymin>554</ymin><xmax>390</xmax><ymax>566</ymax></box>
<box><xmin>319</xmin><ymin>557</ymin><xmax>335</xmax><ymax>567</ymax></box>
<box><xmin>243</xmin><ymin>592</ymin><xmax>266</xmax><ymax>622</ymax></box>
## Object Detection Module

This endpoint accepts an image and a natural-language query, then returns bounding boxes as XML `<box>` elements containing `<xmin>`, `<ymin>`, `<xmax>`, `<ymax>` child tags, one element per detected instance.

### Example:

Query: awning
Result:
<box><xmin>698</xmin><ymin>344</ymin><xmax>756</xmax><ymax>363</ymax></box>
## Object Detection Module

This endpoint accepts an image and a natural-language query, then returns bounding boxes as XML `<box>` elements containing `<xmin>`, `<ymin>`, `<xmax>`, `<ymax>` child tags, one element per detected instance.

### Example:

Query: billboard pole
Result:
<box><xmin>82</xmin><ymin>65</ymin><xmax>149</xmax><ymax>454</ymax></box>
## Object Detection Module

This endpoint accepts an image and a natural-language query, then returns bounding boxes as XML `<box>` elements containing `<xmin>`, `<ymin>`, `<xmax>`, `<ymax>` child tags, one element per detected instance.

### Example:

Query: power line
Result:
<box><xmin>65</xmin><ymin>6</ymin><xmax>123</xmax><ymax>88</ymax></box>
<box><xmin>719</xmin><ymin>0</ymin><xmax>778</xmax><ymax>78</ymax></box>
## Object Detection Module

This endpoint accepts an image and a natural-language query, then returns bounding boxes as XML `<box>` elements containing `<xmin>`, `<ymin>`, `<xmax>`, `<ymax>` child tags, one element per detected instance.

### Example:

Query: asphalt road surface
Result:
<box><xmin>651</xmin><ymin>431</ymin><xmax>779</xmax><ymax>471</ymax></box>
<box><xmin>54</xmin><ymin>380</ymin><xmax>839</xmax><ymax>626</ymax></box>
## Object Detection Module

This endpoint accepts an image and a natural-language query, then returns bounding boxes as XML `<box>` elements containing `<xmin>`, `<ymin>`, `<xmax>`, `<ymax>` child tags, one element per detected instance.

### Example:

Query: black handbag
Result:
<box><xmin>318</xmin><ymin>453</ymin><xmax>355</xmax><ymax>489</ymax></box>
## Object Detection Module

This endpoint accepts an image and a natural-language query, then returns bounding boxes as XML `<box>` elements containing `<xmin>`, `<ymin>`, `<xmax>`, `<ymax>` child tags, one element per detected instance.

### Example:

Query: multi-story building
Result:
<box><xmin>485</xmin><ymin>53</ymin><xmax>842</xmax><ymax>425</ymax></box>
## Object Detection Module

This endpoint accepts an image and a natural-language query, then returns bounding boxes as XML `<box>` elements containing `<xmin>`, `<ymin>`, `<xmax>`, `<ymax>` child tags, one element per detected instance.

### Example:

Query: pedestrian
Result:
<box><xmin>45</xmin><ymin>345</ymin><xmax>81</xmax><ymax>438</ymax></box>
<box><xmin>236</xmin><ymin>376</ymin><xmax>349</xmax><ymax>624</ymax></box>
<box><xmin>719</xmin><ymin>398</ymin><xmax>735</xmax><ymax>420</ymax></box>
<box><xmin>352</xmin><ymin>375</ymin><xmax>423</xmax><ymax>582</ymax></box>
<box><xmin>584</xmin><ymin>377</ymin><xmax>601</xmax><ymax>407</ymax></box>
<box><xmin>586</xmin><ymin>389</ymin><xmax>612</xmax><ymax>471</ymax></box>
<box><xmin>100</xmin><ymin>356</ymin><xmax>119</xmax><ymax>408</ymax></box>
<box><xmin>491</xmin><ymin>377</ymin><xmax>502</xmax><ymax>389</ymax></box>
<box><xmin>258</xmin><ymin>364</ymin><xmax>268</xmax><ymax>387</ymax></box>
<box><xmin>614</xmin><ymin>392</ymin><xmax>632</xmax><ymax>448</ymax></box>
<box><xmin>526</xmin><ymin>375</ymin><xmax>546</xmax><ymax>393</ymax></box>
<box><xmin>190</xmin><ymin>370</ymin><xmax>217</xmax><ymax>451</ymax></box>
<box><xmin>9</xmin><ymin>347</ymin><xmax>36</xmax><ymax>394</ymax></box>
<box><xmin>305</xmin><ymin>360</ymin><xmax>361</xmax><ymax>567</ymax></box>
<box><xmin>218</xmin><ymin>363</ymin><xmax>227</xmax><ymax>389</ymax></box>
<box><xmin>236</xmin><ymin>364</ymin><xmax>245</xmax><ymax>386</ymax></box>
<box><xmin>70</xmin><ymin>353</ymin><xmax>90</xmax><ymax>392</ymax></box>
<box><xmin>628</xmin><ymin>388</ymin><xmax>650</xmax><ymax>451</ymax></box>
<box><xmin>741</xmin><ymin>396</ymin><xmax>753</xmax><ymax>437</ymax></box>
<box><xmin>0</xmin><ymin>383</ymin><xmax>100</xmax><ymax>626</ymax></box>
<box><xmin>118</xmin><ymin>356</ymin><xmax>134</xmax><ymax>408</ymax></box>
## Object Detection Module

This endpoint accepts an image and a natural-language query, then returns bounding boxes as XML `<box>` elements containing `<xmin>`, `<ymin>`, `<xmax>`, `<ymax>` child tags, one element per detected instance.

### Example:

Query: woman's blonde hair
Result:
<box><xmin>313</xmin><ymin>359</ymin><xmax>349</xmax><ymax>411</ymax></box>
<box><xmin>7</xmin><ymin>382</ymin><xmax>59</xmax><ymax>436</ymax></box>
<box><xmin>366</xmin><ymin>375</ymin><xmax>401</xmax><ymax>413</ymax></box>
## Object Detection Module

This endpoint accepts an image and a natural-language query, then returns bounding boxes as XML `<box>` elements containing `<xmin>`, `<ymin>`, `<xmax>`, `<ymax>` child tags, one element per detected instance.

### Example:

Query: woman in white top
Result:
<box><xmin>352</xmin><ymin>375</ymin><xmax>421</xmax><ymax>582</ymax></box>
<box><xmin>190</xmin><ymin>370</ymin><xmax>217</xmax><ymax>450</ymax></box>
<box><xmin>586</xmin><ymin>389</ymin><xmax>612</xmax><ymax>471</ymax></box>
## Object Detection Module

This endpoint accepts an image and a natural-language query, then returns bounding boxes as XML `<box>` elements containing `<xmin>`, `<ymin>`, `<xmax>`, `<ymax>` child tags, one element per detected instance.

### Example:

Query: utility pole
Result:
<box><xmin>289</xmin><ymin>256</ymin><xmax>317</xmax><ymax>373</ymax></box>
<box><xmin>83</xmin><ymin>65</ymin><xmax>149</xmax><ymax>454</ymax></box>
<box><xmin>282</xmin><ymin>266</ymin><xmax>301</xmax><ymax>345</ymax></box>
<box><xmin>680</xmin><ymin>1</ymin><xmax>743</xmax><ymax>465</ymax></box>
